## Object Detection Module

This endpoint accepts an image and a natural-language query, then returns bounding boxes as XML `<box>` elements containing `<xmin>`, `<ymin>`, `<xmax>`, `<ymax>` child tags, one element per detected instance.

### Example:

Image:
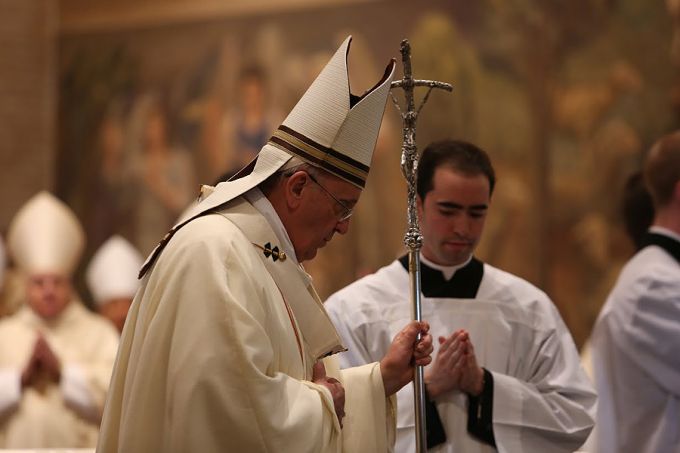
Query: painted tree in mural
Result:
<box><xmin>484</xmin><ymin>0</ymin><xmax>675</xmax><ymax>343</ymax></box>
<box><xmin>406</xmin><ymin>0</ymin><xmax>675</xmax><ymax>345</ymax></box>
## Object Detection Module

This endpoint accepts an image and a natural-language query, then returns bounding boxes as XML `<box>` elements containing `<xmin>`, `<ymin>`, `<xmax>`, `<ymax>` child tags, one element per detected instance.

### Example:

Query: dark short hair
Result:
<box><xmin>621</xmin><ymin>171</ymin><xmax>654</xmax><ymax>250</ymax></box>
<box><xmin>644</xmin><ymin>131</ymin><xmax>680</xmax><ymax>208</ymax></box>
<box><xmin>417</xmin><ymin>139</ymin><xmax>496</xmax><ymax>200</ymax></box>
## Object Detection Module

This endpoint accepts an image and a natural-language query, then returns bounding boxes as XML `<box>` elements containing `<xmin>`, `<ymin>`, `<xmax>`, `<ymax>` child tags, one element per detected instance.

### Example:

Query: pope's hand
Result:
<box><xmin>380</xmin><ymin>321</ymin><xmax>433</xmax><ymax>396</ymax></box>
<box><xmin>312</xmin><ymin>361</ymin><xmax>346</xmax><ymax>428</ymax></box>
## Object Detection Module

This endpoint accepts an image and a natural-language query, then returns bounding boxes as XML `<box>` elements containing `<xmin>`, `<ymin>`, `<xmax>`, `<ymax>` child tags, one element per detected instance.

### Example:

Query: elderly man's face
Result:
<box><xmin>26</xmin><ymin>273</ymin><xmax>72</xmax><ymax>320</ymax></box>
<box><xmin>291</xmin><ymin>171</ymin><xmax>361</xmax><ymax>262</ymax></box>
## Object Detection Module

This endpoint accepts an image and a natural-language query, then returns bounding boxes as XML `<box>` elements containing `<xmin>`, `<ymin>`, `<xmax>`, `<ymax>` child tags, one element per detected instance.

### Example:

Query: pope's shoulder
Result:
<box><xmin>143</xmin><ymin>212</ymin><xmax>262</xmax><ymax>288</ymax></box>
<box><xmin>165</xmin><ymin>212</ymin><xmax>255</xmax><ymax>260</ymax></box>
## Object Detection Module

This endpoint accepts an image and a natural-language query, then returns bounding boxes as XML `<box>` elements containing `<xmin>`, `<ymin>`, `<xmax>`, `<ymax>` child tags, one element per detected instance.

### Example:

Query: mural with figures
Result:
<box><xmin>58</xmin><ymin>0</ymin><xmax>679</xmax><ymax>345</ymax></box>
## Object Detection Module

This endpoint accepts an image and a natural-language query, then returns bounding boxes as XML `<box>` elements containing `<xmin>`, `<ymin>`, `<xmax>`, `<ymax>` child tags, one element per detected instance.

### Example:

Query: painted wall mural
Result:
<box><xmin>58</xmin><ymin>0</ymin><xmax>679</xmax><ymax>345</ymax></box>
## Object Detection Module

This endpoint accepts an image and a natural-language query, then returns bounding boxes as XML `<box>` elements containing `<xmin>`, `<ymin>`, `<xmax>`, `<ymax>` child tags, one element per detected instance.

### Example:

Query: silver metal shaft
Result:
<box><xmin>390</xmin><ymin>39</ymin><xmax>452</xmax><ymax>453</ymax></box>
<box><xmin>409</xmin><ymin>250</ymin><xmax>427</xmax><ymax>451</ymax></box>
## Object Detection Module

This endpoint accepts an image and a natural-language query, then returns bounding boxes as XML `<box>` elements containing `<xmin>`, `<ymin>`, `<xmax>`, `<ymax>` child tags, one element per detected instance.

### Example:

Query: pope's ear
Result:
<box><xmin>284</xmin><ymin>170</ymin><xmax>308</xmax><ymax>204</ymax></box>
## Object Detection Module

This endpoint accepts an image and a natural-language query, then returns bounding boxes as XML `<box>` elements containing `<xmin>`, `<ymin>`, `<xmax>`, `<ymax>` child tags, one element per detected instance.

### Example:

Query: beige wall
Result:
<box><xmin>0</xmin><ymin>0</ymin><xmax>57</xmax><ymax>232</ymax></box>
<box><xmin>59</xmin><ymin>0</ymin><xmax>378</xmax><ymax>33</ymax></box>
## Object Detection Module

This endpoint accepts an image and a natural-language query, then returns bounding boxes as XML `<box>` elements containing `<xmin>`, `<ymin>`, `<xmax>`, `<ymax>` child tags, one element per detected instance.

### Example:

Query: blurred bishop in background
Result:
<box><xmin>86</xmin><ymin>235</ymin><xmax>143</xmax><ymax>333</ymax></box>
<box><xmin>0</xmin><ymin>191</ymin><xmax>119</xmax><ymax>449</ymax></box>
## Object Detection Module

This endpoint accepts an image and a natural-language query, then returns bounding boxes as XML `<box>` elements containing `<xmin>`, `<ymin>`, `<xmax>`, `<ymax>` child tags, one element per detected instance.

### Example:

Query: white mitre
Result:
<box><xmin>7</xmin><ymin>191</ymin><xmax>85</xmax><ymax>277</ymax></box>
<box><xmin>87</xmin><ymin>235</ymin><xmax>143</xmax><ymax>306</ymax></box>
<box><xmin>140</xmin><ymin>35</ymin><xmax>395</xmax><ymax>277</ymax></box>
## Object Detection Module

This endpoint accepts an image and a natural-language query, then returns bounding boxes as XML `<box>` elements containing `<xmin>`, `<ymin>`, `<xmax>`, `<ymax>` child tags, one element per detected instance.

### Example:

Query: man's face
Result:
<box><xmin>291</xmin><ymin>171</ymin><xmax>361</xmax><ymax>262</ymax></box>
<box><xmin>418</xmin><ymin>167</ymin><xmax>490</xmax><ymax>266</ymax></box>
<box><xmin>26</xmin><ymin>273</ymin><xmax>72</xmax><ymax>320</ymax></box>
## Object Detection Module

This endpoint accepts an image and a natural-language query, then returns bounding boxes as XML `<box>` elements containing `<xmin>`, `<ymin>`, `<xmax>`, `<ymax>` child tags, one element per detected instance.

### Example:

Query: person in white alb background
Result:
<box><xmin>592</xmin><ymin>131</ymin><xmax>680</xmax><ymax>453</ymax></box>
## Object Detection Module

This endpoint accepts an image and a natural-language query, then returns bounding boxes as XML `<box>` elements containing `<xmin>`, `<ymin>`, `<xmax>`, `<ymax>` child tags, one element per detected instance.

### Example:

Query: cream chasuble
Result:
<box><xmin>97</xmin><ymin>196</ymin><xmax>395</xmax><ymax>453</ymax></box>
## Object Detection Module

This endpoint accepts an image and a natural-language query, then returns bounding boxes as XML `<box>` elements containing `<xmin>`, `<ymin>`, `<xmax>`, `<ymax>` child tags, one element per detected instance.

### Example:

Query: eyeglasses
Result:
<box><xmin>306</xmin><ymin>172</ymin><xmax>354</xmax><ymax>222</ymax></box>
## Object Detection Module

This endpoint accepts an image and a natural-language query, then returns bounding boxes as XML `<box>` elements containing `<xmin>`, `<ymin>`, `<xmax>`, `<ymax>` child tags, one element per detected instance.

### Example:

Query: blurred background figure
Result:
<box><xmin>218</xmin><ymin>65</ymin><xmax>282</xmax><ymax>175</ymax></box>
<box><xmin>0</xmin><ymin>235</ymin><xmax>25</xmax><ymax>319</ymax></box>
<box><xmin>0</xmin><ymin>236</ymin><xmax>6</xmax><ymax>316</ymax></box>
<box><xmin>591</xmin><ymin>131</ymin><xmax>680</xmax><ymax>453</ymax></box>
<box><xmin>84</xmin><ymin>109</ymin><xmax>137</xmax><ymax>254</ymax></box>
<box><xmin>86</xmin><ymin>235</ymin><xmax>144</xmax><ymax>333</ymax></box>
<box><xmin>0</xmin><ymin>236</ymin><xmax>4</xmax><ymax>289</ymax></box>
<box><xmin>129</xmin><ymin>94</ymin><xmax>196</xmax><ymax>255</ymax></box>
<box><xmin>579</xmin><ymin>169</ymin><xmax>655</xmax><ymax>451</ymax></box>
<box><xmin>0</xmin><ymin>191</ymin><xmax>119</xmax><ymax>449</ymax></box>
<box><xmin>621</xmin><ymin>170</ymin><xmax>656</xmax><ymax>251</ymax></box>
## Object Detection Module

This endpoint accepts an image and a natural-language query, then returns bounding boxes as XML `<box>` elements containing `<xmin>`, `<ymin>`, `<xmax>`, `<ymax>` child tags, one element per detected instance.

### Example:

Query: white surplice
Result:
<box><xmin>591</xmin><ymin>228</ymin><xmax>680</xmax><ymax>453</ymax></box>
<box><xmin>326</xmin><ymin>258</ymin><xmax>596</xmax><ymax>453</ymax></box>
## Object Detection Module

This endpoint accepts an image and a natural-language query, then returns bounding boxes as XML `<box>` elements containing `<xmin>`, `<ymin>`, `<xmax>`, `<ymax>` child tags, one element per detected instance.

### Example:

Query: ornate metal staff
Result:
<box><xmin>390</xmin><ymin>39</ymin><xmax>452</xmax><ymax>453</ymax></box>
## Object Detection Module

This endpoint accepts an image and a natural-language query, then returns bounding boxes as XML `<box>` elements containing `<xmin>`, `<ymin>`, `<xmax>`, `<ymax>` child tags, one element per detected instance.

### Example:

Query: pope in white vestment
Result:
<box><xmin>97</xmin><ymin>37</ymin><xmax>433</xmax><ymax>453</ymax></box>
<box><xmin>0</xmin><ymin>191</ymin><xmax>120</xmax><ymax>448</ymax></box>
<box><xmin>98</xmin><ymin>192</ymin><xmax>395</xmax><ymax>453</ymax></box>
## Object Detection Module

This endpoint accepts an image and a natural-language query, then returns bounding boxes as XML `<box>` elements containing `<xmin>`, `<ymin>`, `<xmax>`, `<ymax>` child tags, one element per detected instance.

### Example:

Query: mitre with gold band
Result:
<box><xmin>140</xmin><ymin>35</ymin><xmax>396</xmax><ymax>278</ymax></box>
<box><xmin>7</xmin><ymin>191</ymin><xmax>85</xmax><ymax>277</ymax></box>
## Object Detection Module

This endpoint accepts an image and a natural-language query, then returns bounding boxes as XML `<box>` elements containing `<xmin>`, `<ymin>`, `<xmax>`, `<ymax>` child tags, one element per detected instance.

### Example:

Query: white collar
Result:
<box><xmin>419</xmin><ymin>252</ymin><xmax>472</xmax><ymax>280</ymax></box>
<box><xmin>649</xmin><ymin>226</ymin><xmax>680</xmax><ymax>243</ymax></box>
<box><xmin>244</xmin><ymin>188</ymin><xmax>299</xmax><ymax>265</ymax></box>
<box><xmin>243</xmin><ymin>188</ymin><xmax>313</xmax><ymax>288</ymax></box>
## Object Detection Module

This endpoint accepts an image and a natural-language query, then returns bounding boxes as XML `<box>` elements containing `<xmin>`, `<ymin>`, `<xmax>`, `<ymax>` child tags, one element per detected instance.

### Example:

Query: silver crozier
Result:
<box><xmin>390</xmin><ymin>39</ymin><xmax>452</xmax><ymax>453</ymax></box>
